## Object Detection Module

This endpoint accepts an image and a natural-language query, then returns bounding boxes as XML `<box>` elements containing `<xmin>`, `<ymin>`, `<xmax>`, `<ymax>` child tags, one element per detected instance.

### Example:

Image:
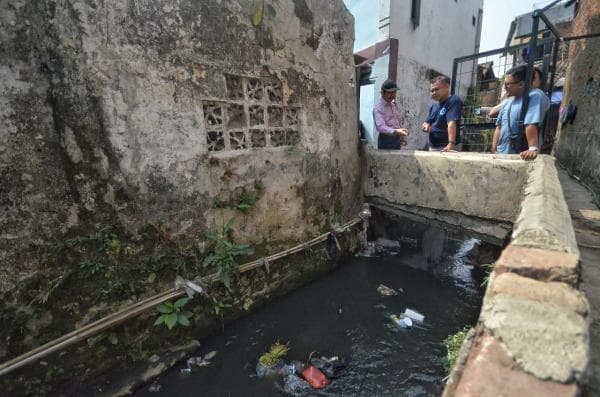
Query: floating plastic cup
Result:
<box><xmin>390</xmin><ymin>314</ymin><xmax>413</xmax><ymax>329</ymax></box>
<box><xmin>403</xmin><ymin>308</ymin><xmax>425</xmax><ymax>323</ymax></box>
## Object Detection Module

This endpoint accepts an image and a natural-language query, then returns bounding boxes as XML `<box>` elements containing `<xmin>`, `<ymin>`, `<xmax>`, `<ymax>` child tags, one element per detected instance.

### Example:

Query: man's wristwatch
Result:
<box><xmin>448</xmin><ymin>140</ymin><xmax>456</xmax><ymax>144</ymax></box>
<box><xmin>528</xmin><ymin>146</ymin><xmax>538</xmax><ymax>152</ymax></box>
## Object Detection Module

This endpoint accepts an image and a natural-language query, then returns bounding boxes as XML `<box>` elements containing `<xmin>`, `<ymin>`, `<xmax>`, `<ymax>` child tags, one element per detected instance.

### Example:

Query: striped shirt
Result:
<box><xmin>373</xmin><ymin>97</ymin><xmax>402</xmax><ymax>135</ymax></box>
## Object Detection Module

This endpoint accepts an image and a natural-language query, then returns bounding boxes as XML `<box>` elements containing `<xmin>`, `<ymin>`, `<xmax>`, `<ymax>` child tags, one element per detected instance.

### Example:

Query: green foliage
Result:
<box><xmin>251</xmin><ymin>1</ymin><xmax>275</xmax><ymax>26</ymax></box>
<box><xmin>34</xmin><ymin>275</ymin><xmax>66</xmax><ymax>305</ymax></box>
<box><xmin>253</xmin><ymin>179</ymin><xmax>265</xmax><ymax>191</ymax></box>
<box><xmin>97</xmin><ymin>225</ymin><xmax>121</xmax><ymax>256</ymax></box>
<box><xmin>212</xmin><ymin>297</ymin><xmax>232</xmax><ymax>317</ymax></box>
<box><xmin>481</xmin><ymin>263</ymin><xmax>495</xmax><ymax>287</ymax></box>
<box><xmin>203</xmin><ymin>221</ymin><xmax>249</xmax><ymax>289</ymax></box>
<box><xmin>444</xmin><ymin>327</ymin><xmax>470</xmax><ymax>373</ymax></box>
<box><xmin>234</xmin><ymin>190</ymin><xmax>258</xmax><ymax>213</ymax></box>
<box><xmin>258</xmin><ymin>341</ymin><xmax>289</xmax><ymax>367</ymax></box>
<box><xmin>212</xmin><ymin>196</ymin><xmax>226</xmax><ymax>209</ymax></box>
<box><xmin>154</xmin><ymin>298</ymin><xmax>193</xmax><ymax>330</ymax></box>
<box><xmin>79</xmin><ymin>260</ymin><xmax>110</xmax><ymax>278</ymax></box>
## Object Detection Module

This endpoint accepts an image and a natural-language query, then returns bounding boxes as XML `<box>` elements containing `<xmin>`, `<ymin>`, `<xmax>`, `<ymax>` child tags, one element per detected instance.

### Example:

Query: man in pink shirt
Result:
<box><xmin>373</xmin><ymin>80</ymin><xmax>409</xmax><ymax>149</ymax></box>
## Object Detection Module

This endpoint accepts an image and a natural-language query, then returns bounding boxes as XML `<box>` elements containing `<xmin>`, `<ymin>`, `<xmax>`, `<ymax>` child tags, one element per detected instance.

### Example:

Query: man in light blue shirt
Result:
<box><xmin>492</xmin><ymin>65</ymin><xmax>547</xmax><ymax>160</ymax></box>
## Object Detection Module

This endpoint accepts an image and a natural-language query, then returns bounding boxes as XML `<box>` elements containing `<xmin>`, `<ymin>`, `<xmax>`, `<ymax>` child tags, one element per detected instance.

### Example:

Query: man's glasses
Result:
<box><xmin>504</xmin><ymin>81</ymin><xmax>521</xmax><ymax>87</ymax></box>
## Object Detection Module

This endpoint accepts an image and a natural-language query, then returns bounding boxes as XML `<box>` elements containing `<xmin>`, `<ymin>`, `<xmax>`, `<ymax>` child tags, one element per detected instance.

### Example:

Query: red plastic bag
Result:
<box><xmin>302</xmin><ymin>365</ymin><xmax>329</xmax><ymax>389</ymax></box>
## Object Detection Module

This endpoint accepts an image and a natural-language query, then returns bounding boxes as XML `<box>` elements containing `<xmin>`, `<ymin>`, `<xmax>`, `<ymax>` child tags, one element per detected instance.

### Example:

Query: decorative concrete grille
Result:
<box><xmin>204</xmin><ymin>75</ymin><xmax>300</xmax><ymax>152</ymax></box>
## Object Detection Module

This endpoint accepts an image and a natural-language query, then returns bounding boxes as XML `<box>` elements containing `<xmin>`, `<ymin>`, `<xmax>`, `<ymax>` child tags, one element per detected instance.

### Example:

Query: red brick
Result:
<box><xmin>494</xmin><ymin>245</ymin><xmax>579</xmax><ymax>286</ymax></box>
<box><xmin>452</xmin><ymin>334</ymin><xmax>578</xmax><ymax>397</ymax></box>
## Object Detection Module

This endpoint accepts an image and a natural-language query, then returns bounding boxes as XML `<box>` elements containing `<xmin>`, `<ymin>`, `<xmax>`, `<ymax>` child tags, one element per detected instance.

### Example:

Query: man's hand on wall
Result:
<box><xmin>441</xmin><ymin>142</ymin><xmax>457</xmax><ymax>152</ymax></box>
<box><xmin>520</xmin><ymin>148</ymin><xmax>538</xmax><ymax>160</ymax></box>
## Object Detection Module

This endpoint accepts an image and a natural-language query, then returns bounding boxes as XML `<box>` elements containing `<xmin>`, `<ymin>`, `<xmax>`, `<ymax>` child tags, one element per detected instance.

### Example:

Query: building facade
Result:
<box><xmin>345</xmin><ymin>0</ymin><xmax>483</xmax><ymax>148</ymax></box>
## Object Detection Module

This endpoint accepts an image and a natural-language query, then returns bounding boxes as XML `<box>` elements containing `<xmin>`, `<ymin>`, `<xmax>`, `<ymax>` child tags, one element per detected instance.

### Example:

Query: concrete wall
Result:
<box><xmin>553</xmin><ymin>0</ymin><xmax>600</xmax><ymax>203</ymax></box>
<box><xmin>0</xmin><ymin>1</ymin><xmax>362</xmax><ymax>385</ymax></box>
<box><xmin>363</xmin><ymin>149</ymin><xmax>528</xmax><ymax>241</ymax></box>
<box><xmin>445</xmin><ymin>155</ymin><xmax>586</xmax><ymax>396</ymax></box>
<box><xmin>0</xmin><ymin>0</ymin><xmax>360</xmax><ymax>294</ymax></box>
<box><xmin>363</xmin><ymin>149</ymin><xmax>588</xmax><ymax>395</ymax></box>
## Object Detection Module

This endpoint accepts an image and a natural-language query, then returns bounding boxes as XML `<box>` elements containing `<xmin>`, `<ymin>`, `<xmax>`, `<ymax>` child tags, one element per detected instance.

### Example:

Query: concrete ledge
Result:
<box><xmin>495</xmin><ymin>245</ymin><xmax>580</xmax><ymax>286</ymax></box>
<box><xmin>512</xmin><ymin>156</ymin><xmax>579</xmax><ymax>254</ymax></box>
<box><xmin>441</xmin><ymin>155</ymin><xmax>589</xmax><ymax>396</ymax></box>
<box><xmin>451</xmin><ymin>333</ymin><xmax>579</xmax><ymax>397</ymax></box>
<box><xmin>364</xmin><ymin>149</ymin><xmax>528</xmax><ymax>223</ymax></box>
<box><xmin>488</xmin><ymin>272</ymin><xmax>588</xmax><ymax>315</ymax></box>
<box><xmin>480</xmin><ymin>273</ymin><xmax>588</xmax><ymax>383</ymax></box>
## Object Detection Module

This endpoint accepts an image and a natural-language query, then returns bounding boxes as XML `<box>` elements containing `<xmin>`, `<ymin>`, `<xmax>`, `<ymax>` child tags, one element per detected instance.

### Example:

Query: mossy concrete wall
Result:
<box><xmin>0</xmin><ymin>0</ymin><xmax>361</xmax><ymax>393</ymax></box>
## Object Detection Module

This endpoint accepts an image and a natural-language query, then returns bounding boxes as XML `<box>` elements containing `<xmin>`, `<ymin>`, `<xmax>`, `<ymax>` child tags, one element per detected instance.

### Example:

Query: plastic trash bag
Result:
<box><xmin>283</xmin><ymin>373</ymin><xmax>313</xmax><ymax>396</ymax></box>
<box><xmin>302</xmin><ymin>366</ymin><xmax>329</xmax><ymax>389</ymax></box>
<box><xmin>309</xmin><ymin>355</ymin><xmax>347</xmax><ymax>379</ymax></box>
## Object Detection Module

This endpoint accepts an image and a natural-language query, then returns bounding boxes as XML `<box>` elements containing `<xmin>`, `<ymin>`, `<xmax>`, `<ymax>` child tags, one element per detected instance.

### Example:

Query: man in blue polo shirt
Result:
<box><xmin>421</xmin><ymin>76</ymin><xmax>463</xmax><ymax>151</ymax></box>
<box><xmin>492</xmin><ymin>65</ymin><xmax>545</xmax><ymax>160</ymax></box>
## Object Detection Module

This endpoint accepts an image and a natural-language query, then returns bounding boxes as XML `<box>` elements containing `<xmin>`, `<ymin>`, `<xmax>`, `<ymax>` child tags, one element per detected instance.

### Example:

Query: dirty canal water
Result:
<box><xmin>135</xmin><ymin>217</ymin><xmax>498</xmax><ymax>396</ymax></box>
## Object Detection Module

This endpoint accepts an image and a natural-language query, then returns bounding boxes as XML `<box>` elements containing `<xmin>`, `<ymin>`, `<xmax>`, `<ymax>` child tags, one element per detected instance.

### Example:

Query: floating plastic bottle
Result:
<box><xmin>390</xmin><ymin>314</ymin><xmax>413</xmax><ymax>329</ymax></box>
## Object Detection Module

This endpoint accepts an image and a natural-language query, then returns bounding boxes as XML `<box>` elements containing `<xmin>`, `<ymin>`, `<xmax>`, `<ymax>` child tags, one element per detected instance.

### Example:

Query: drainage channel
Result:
<box><xmin>134</xmin><ymin>214</ymin><xmax>499</xmax><ymax>396</ymax></box>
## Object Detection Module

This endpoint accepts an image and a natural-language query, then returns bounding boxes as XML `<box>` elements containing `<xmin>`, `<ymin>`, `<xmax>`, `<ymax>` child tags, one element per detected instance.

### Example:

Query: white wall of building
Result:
<box><xmin>389</xmin><ymin>0</ymin><xmax>483</xmax><ymax>149</ymax></box>
<box><xmin>345</xmin><ymin>0</ymin><xmax>483</xmax><ymax>149</ymax></box>
<box><xmin>390</xmin><ymin>0</ymin><xmax>483</xmax><ymax>77</ymax></box>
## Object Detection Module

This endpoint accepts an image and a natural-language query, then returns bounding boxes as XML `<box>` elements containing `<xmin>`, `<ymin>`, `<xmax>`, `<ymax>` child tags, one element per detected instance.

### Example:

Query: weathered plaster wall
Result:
<box><xmin>0</xmin><ymin>0</ymin><xmax>360</xmax><ymax>293</ymax></box>
<box><xmin>553</xmin><ymin>0</ymin><xmax>600</xmax><ymax>203</ymax></box>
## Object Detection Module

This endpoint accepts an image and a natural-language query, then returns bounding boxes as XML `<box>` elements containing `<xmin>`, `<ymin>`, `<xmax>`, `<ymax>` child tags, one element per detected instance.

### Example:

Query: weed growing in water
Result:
<box><xmin>444</xmin><ymin>327</ymin><xmax>470</xmax><ymax>373</ymax></box>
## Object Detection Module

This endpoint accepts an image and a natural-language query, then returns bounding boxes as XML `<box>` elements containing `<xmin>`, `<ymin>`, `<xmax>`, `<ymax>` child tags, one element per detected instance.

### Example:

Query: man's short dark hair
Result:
<box><xmin>506</xmin><ymin>65</ymin><xmax>527</xmax><ymax>83</ymax></box>
<box><xmin>430</xmin><ymin>75</ymin><xmax>450</xmax><ymax>85</ymax></box>
<box><xmin>381</xmin><ymin>79</ymin><xmax>399</xmax><ymax>92</ymax></box>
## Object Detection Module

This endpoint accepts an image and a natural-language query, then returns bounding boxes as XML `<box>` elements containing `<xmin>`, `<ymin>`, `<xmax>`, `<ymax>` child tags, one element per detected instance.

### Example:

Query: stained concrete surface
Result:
<box><xmin>558</xmin><ymin>168</ymin><xmax>600</xmax><ymax>395</ymax></box>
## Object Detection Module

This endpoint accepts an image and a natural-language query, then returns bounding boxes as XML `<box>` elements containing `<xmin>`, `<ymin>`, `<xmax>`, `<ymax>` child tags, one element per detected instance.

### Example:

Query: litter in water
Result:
<box><xmin>404</xmin><ymin>308</ymin><xmax>425</xmax><ymax>323</ymax></box>
<box><xmin>374</xmin><ymin>237</ymin><xmax>401</xmax><ymax>256</ymax></box>
<box><xmin>390</xmin><ymin>314</ymin><xmax>413</xmax><ymax>329</ymax></box>
<box><xmin>283</xmin><ymin>373</ymin><xmax>313</xmax><ymax>395</ymax></box>
<box><xmin>302</xmin><ymin>365</ymin><xmax>329</xmax><ymax>389</ymax></box>
<box><xmin>148</xmin><ymin>381</ymin><xmax>161</xmax><ymax>392</ymax></box>
<box><xmin>377</xmin><ymin>284</ymin><xmax>398</xmax><ymax>296</ymax></box>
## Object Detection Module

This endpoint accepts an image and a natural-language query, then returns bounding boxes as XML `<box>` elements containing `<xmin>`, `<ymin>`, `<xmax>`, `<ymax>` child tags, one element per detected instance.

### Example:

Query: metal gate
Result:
<box><xmin>450</xmin><ymin>0</ymin><xmax>595</xmax><ymax>153</ymax></box>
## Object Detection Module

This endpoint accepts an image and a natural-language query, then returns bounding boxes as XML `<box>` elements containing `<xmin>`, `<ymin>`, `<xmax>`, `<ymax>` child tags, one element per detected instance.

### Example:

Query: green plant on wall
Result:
<box><xmin>251</xmin><ymin>0</ymin><xmax>276</xmax><ymax>27</ymax></box>
<box><xmin>154</xmin><ymin>298</ymin><xmax>193</xmax><ymax>330</ymax></box>
<box><xmin>443</xmin><ymin>327</ymin><xmax>470</xmax><ymax>373</ymax></box>
<box><xmin>234</xmin><ymin>190</ymin><xmax>258</xmax><ymax>213</ymax></box>
<box><xmin>203</xmin><ymin>221</ymin><xmax>250</xmax><ymax>289</ymax></box>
